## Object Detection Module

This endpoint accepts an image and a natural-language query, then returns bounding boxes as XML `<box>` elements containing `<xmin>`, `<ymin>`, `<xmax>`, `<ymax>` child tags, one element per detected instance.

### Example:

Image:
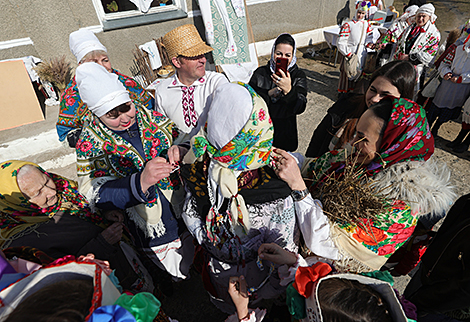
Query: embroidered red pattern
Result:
<box><xmin>85</xmin><ymin>265</ymin><xmax>103</xmax><ymax>321</ymax></box>
<box><xmin>181</xmin><ymin>86</ymin><xmax>198</xmax><ymax>127</ymax></box>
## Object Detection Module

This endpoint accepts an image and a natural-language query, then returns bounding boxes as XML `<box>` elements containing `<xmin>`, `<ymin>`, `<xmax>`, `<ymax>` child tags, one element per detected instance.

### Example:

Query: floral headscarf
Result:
<box><xmin>457</xmin><ymin>18</ymin><xmax>470</xmax><ymax>45</ymax></box>
<box><xmin>305</xmin><ymin>99</ymin><xmax>433</xmax><ymax>271</ymax></box>
<box><xmin>269</xmin><ymin>33</ymin><xmax>297</xmax><ymax>74</ymax></box>
<box><xmin>0</xmin><ymin>160</ymin><xmax>102</xmax><ymax>247</ymax></box>
<box><xmin>307</xmin><ymin>98</ymin><xmax>434</xmax><ymax>185</ymax></box>
<box><xmin>365</xmin><ymin>97</ymin><xmax>434</xmax><ymax>176</ymax></box>
<box><xmin>184</xmin><ymin>82</ymin><xmax>273</xmax><ymax>242</ymax></box>
<box><xmin>356</xmin><ymin>1</ymin><xmax>371</xmax><ymax>12</ymax></box>
<box><xmin>76</xmin><ymin>102</ymin><xmax>181</xmax><ymax>238</ymax></box>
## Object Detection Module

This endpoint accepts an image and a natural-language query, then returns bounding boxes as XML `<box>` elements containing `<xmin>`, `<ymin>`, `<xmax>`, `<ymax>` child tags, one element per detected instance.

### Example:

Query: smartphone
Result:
<box><xmin>275</xmin><ymin>57</ymin><xmax>288</xmax><ymax>76</ymax></box>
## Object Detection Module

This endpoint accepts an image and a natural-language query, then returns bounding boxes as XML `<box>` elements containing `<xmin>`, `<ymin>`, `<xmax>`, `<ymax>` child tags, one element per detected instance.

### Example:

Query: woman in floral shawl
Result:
<box><xmin>180</xmin><ymin>82</ymin><xmax>329</xmax><ymax>313</ymax></box>
<box><xmin>56</xmin><ymin>29</ymin><xmax>153</xmax><ymax>147</ymax></box>
<box><xmin>275</xmin><ymin>97</ymin><xmax>454</xmax><ymax>274</ymax></box>
<box><xmin>74</xmin><ymin>62</ymin><xmax>192</xmax><ymax>281</ymax></box>
<box><xmin>0</xmin><ymin>160</ymin><xmax>151</xmax><ymax>291</ymax></box>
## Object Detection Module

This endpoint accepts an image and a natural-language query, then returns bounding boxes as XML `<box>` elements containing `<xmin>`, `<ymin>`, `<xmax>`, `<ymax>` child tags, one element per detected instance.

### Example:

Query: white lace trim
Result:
<box><xmin>85</xmin><ymin>176</ymin><xmax>114</xmax><ymax>214</ymax></box>
<box><xmin>127</xmin><ymin>206</ymin><xmax>166</xmax><ymax>238</ymax></box>
<box><xmin>333</xmin><ymin>247</ymin><xmax>374</xmax><ymax>274</ymax></box>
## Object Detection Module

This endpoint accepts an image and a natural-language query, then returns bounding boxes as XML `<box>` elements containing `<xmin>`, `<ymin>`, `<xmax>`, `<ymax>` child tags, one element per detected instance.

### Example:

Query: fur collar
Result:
<box><xmin>370</xmin><ymin>157</ymin><xmax>456</xmax><ymax>216</ymax></box>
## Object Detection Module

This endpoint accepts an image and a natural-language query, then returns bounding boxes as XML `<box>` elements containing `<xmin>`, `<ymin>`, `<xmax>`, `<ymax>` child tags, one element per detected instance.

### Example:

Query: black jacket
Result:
<box><xmin>305</xmin><ymin>93</ymin><xmax>364</xmax><ymax>158</ymax></box>
<box><xmin>249</xmin><ymin>63</ymin><xmax>307</xmax><ymax>151</ymax></box>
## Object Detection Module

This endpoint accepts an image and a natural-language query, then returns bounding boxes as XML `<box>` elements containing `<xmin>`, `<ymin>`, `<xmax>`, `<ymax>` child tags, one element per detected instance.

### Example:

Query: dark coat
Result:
<box><xmin>249</xmin><ymin>63</ymin><xmax>307</xmax><ymax>151</ymax></box>
<box><xmin>305</xmin><ymin>93</ymin><xmax>364</xmax><ymax>158</ymax></box>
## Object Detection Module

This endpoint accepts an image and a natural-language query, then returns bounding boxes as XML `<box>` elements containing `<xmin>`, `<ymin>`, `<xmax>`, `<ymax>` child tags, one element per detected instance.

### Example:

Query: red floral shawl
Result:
<box><xmin>307</xmin><ymin>97</ymin><xmax>434</xmax><ymax>186</ymax></box>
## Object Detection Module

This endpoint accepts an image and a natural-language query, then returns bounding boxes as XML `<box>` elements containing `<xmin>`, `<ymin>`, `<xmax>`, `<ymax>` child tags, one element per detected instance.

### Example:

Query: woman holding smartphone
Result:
<box><xmin>249</xmin><ymin>33</ymin><xmax>307</xmax><ymax>151</ymax></box>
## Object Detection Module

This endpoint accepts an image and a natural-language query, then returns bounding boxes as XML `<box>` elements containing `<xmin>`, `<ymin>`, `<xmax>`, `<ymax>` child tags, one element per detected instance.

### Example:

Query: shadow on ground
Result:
<box><xmin>434</xmin><ymin>136</ymin><xmax>470</xmax><ymax>162</ymax></box>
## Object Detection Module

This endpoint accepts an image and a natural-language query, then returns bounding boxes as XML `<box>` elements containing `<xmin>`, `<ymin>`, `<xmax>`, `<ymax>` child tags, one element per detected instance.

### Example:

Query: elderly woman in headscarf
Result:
<box><xmin>336</xmin><ymin>1</ymin><xmax>373</xmax><ymax>94</ymax></box>
<box><xmin>74</xmin><ymin>62</ymin><xmax>192</xmax><ymax>281</ymax></box>
<box><xmin>273</xmin><ymin>97</ymin><xmax>454</xmax><ymax>274</ymax></box>
<box><xmin>390</xmin><ymin>4</ymin><xmax>440</xmax><ymax>95</ymax></box>
<box><xmin>181</xmin><ymin>82</ymin><xmax>323</xmax><ymax>313</ymax></box>
<box><xmin>376</xmin><ymin>5</ymin><xmax>419</xmax><ymax>66</ymax></box>
<box><xmin>56</xmin><ymin>29</ymin><xmax>153</xmax><ymax>147</ymax></box>
<box><xmin>249</xmin><ymin>33</ymin><xmax>307</xmax><ymax>152</ymax></box>
<box><xmin>0</xmin><ymin>160</ymin><xmax>152</xmax><ymax>291</ymax></box>
<box><xmin>390</xmin><ymin>5</ymin><xmax>419</xmax><ymax>42</ymax></box>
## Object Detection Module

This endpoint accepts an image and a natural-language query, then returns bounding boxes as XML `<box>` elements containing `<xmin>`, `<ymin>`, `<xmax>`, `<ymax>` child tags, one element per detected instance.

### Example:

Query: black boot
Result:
<box><xmin>453</xmin><ymin>134</ymin><xmax>470</xmax><ymax>153</ymax></box>
<box><xmin>446</xmin><ymin>129</ymin><xmax>470</xmax><ymax>148</ymax></box>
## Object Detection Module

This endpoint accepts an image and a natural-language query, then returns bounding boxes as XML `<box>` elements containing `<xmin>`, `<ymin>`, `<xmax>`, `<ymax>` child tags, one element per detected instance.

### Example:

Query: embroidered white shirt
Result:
<box><xmin>155</xmin><ymin>71</ymin><xmax>228</xmax><ymax>139</ymax></box>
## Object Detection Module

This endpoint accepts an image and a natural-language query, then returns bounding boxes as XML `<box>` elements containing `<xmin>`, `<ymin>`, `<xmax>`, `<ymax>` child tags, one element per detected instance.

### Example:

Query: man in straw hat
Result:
<box><xmin>155</xmin><ymin>24</ymin><xmax>228</xmax><ymax>140</ymax></box>
<box><xmin>56</xmin><ymin>29</ymin><xmax>153</xmax><ymax>148</ymax></box>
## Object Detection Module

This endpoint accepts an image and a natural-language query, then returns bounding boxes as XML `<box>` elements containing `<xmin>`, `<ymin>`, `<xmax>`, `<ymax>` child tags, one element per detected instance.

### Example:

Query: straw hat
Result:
<box><xmin>162</xmin><ymin>24</ymin><xmax>213</xmax><ymax>59</ymax></box>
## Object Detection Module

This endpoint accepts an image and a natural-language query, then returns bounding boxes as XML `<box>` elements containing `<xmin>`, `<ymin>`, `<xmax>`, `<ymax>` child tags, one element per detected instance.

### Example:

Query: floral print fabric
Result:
<box><xmin>393</xmin><ymin>22</ymin><xmax>440</xmax><ymax>65</ymax></box>
<box><xmin>367</xmin><ymin>98</ymin><xmax>434</xmax><ymax>176</ymax></box>
<box><xmin>303</xmin><ymin>98</ymin><xmax>433</xmax><ymax>267</ymax></box>
<box><xmin>0</xmin><ymin>160</ymin><xmax>103</xmax><ymax>245</ymax></box>
<box><xmin>337</xmin><ymin>200</ymin><xmax>416</xmax><ymax>259</ymax></box>
<box><xmin>189</xmin><ymin>82</ymin><xmax>273</xmax><ymax>171</ymax></box>
<box><xmin>75</xmin><ymin>102</ymin><xmax>182</xmax><ymax>238</ymax></box>
<box><xmin>56</xmin><ymin>70</ymin><xmax>153</xmax><ymax>141</ymax></box>
<box><xmin>76</xmin><ymin>102</ymin><xmax>180</xmax><ymax>199</ymax></box>
<box><xmin>184</xmin><ymin>82</ymin><xmax>274</xmax><ymax>242</ymax></box>
<box><xmin>306</xmin><ymin>98</ymin><xmax>434</xmax><ymax>183</ymax></box>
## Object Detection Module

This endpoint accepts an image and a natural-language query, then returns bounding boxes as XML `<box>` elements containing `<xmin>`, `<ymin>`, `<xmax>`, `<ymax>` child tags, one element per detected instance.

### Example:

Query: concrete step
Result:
<box><xmin>0</xmin><ymin>104</ymin><xmax>78</xmax><ymax>180</ymax></box>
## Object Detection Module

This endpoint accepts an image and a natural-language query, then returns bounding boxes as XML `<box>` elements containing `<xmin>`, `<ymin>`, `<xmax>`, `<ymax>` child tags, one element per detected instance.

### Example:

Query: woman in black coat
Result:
<box><xmin>249</xmin><ymin>33</ymin><xmax>307</xmax><ymax>151</ymax></box>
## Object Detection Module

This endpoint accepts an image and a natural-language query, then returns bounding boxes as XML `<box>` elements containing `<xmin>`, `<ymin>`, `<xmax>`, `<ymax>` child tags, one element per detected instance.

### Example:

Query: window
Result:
<box><xmin>245</xmin><ymin>0</ymin><xmax>280</xmax><ymax>5</ymax></box>
<box><xmin>93</xmin><ymin>0</ymin><xmax>187</xmax><ymax>31</ymax></box>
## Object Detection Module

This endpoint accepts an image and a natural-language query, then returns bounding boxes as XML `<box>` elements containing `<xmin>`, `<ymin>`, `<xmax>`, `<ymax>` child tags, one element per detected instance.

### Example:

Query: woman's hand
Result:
<box><xmin>228</xmin><ymin>275</ymin><xmax>249</xmax><ymax>320</ymax></box>
<box><xmin>101</xmin><ymin>222</ymin><xmax>123</xmax><ymax>245</ymax></box>
<box><xmin>271</xmin><ymin>69</ymin><xmax>292</xmax><ymax>95</ymax></box>
<box><xmin>258</xmin><ymin>243</ymin><xmax>298</xmax><ymax>266</ymax></box>
<box><xmin>103</xmin><ymin>209</ymin><xmax>124</xmax><ymax>223</ymax></box>
<box><xmin>443</xmin><ymin>73</ymin><xmax>453</xmax><ymax>81</ymax></box>
<box><xmin>140</xmin><ymin>157</ymin><xmax>173</xmax><ymax>193</ymax></box>
<box><xmin>272</xmin><ymin>148</ymin><xmax>307</xmax><ymax>191</ymax></box>
<box><xmin>450</xmin><ymin>76</ymin><xmax>460</xmax><ymax>83</ymax></box>
<box><xmin>167</xmin><ymin>145</ymin><xmax>188</xmax><ymax>166</ymax></box>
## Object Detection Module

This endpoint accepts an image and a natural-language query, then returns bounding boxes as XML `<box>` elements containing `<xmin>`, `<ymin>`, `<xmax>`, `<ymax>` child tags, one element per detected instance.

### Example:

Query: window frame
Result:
<box><xmin>92</xmin><ymin>0</ymin><xmax>188</xmax><ymax>31</ymax></box>
<box><xmin>245</xmin><ymin>0</ymin><xmax>280</xmax><ymax>5</ymax></box>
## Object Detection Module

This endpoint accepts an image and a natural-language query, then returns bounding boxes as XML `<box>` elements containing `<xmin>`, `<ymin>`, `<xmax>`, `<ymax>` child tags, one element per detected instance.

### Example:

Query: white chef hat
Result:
<box><xmin>76</xmin><ymin>62</ymin><xmax>130</xmax><ymax>117</ymax></box>
<box><xmin>69</xmin><ymin>29</ymin><xmax>107</xmax><ymax>63</ymax></box>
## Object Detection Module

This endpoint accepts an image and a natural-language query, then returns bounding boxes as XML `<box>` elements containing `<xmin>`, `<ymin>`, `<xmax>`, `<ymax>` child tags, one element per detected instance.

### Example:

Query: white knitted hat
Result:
<box><xmin>76</xmin><ymin>62</ymin><xmax>130</xmax><ymax>117</ymax></box>
<box><xmin>417</xmin><ymin>3</ymin><xmax>436</xmax><ymax>23</ymax></box>
<box><xmin>69</xmin><ymin>29</ymin><xmax>107</xmax><ymax>63</ymax></box>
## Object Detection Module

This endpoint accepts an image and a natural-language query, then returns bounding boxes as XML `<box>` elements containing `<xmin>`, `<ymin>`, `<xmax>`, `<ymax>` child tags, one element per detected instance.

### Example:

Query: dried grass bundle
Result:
<box><xmin>310</xmin><ymin>157</ymin><xmax>388</xmax><ymax>228</ymax></box>
<box><xmin>34</xmin><ymin>56</ymin><xmax>73</xmax><ymax>93</ymax></box>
